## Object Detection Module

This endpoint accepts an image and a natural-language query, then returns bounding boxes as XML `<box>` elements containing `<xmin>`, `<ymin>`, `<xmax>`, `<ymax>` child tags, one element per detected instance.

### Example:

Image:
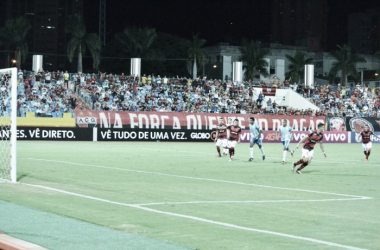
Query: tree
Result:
<box><xmin>0</xmin><ymin>16</ymin><xmax>31</xmax><ymax>69</ymax></box>
<box><xmin>66</xmin><ymin>14</ymin><xmax>101</xmax><ymax>72</ymax></box>
<box><xmin>186</xmin><ymin>34</ymin><xmax>208</xmax><ymax>79</ymax></box>
<box><xmin>239</xmin><ymin>40</ymin><xmax>270</xmax><ymax>80</ymax></box>
<box><xmin>115</xmin><ymin>27</ymin><xmax>157</xmax><ymax>58</ymax></box>
<box><xmin>285</xmin><ymin>51</ymin><xmax>313</xmax><ymax>84</ymax></box>
<box><xmin>99</xmin><ymin>32</ymin><xmax>189</xmax><ymax>76</ymax></box>
<box><xmin>329</xmin><ymin>45</ymin><xmax>366</xmax><ymax>86</ymax></box>
<box><xmin>149</xmin><ymin>32</ymin><xmax>189</xmax><ymax>76</ymax></box>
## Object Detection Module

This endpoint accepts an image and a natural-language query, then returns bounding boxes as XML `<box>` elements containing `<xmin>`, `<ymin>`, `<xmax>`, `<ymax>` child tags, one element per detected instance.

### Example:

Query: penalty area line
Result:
<box><xmin>19</xmin><ymin>182</ymin><xmax>369</xmax><ymax>250</ymax></box>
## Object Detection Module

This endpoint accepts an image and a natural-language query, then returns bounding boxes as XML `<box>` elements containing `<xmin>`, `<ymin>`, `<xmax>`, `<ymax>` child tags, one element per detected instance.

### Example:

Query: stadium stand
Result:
<box><xmin>1</xmin><ymin>70</ymin><xmax>379</xmax><ymax>118</ymax></box>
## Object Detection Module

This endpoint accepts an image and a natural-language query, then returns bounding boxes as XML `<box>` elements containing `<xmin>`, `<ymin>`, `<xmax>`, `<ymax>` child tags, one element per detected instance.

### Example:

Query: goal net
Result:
<box><xmin>0</xmin><ymin>67</ymin><xmax>17</xmax><ymax>183</ymax></box>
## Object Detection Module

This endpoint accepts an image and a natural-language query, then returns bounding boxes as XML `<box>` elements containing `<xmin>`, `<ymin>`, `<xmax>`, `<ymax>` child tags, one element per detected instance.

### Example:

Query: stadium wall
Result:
<box><xmin>252</xmin><ymin>88</ymin><xmax>320</xmax><ymax>111</ymax></box>
<box><xmin>2</xmin><ymin>112</ymin><xmax>379</xmax><ymax>142</ymax></box>
<box><xmin>9</xmin><ymin>112</ymin><xmax>379</xmax><ymax>134</ymax></box>
<box><xmin>2</xmin><ymin>112</ymin><xmax>75</xmax><ymax>127</ymax></box>
<box><xmin>3</xmin><ymin>126</ymin><xmax>380</xmax><ymax>143</ymax></box>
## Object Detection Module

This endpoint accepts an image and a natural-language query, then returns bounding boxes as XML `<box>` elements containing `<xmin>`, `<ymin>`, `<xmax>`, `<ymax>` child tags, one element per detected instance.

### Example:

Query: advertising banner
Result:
<box><xmin>240</xmin><ymin>131</ymin><xmax>349</xmax><ymax>143</ymax></box>
<box><xmin>350</xmin><ymin>132</ymin><xmax>380</xmax><ymax>143</ymax></box>
<box><xmin>97</xmin><ymin>129</ymin><xmax>348</xmax><ymax>143</ymax></box>
<box><xmin>0</xmin><ymin>126</ymin><xmax>350</xmax><ymax>143</ymax></box>
<box><xmin>75</xmin><ymin>111</ymin><xmax>325</xmax><ymax>131</ymax></box>
<box><xmin>0</xmin><ymin>127</ymin><xmax>92</xmax><ymax>141</ymax></box>
<box><xmin>326</xmin><ymin>116</ymin><xmax>346</xmax><ymax>131</ymax></box>
<box><xmin>97</xmin><ymin>128</ymin><xmax>213</xmax><ymax>142</ymax></box>
<box><xmin>345</xmin><ymin>117</ymin><xmax>380</xmax><ymax>132</ymax></box>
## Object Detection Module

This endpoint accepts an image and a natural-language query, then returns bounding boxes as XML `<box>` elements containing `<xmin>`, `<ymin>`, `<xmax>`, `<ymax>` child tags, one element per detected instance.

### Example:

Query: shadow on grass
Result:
<box><xmin>299</xmin><ymin>170</ymin><xmax>321</xmax><ymax>174</ymax></box>
<box><xmin>313</xmin><ymin>173</ymin><xmax>378</xmax><ymax>177</ymax></box>
<box><xmin>17</xmin><ymin>174</ymin><xmax>29</xmax><ymax>182</ymax></box>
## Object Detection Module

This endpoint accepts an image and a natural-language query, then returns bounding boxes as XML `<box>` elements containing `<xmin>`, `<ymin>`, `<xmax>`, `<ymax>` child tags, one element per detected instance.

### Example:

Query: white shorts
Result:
<box><xmin>302</xmin><ymin>148</ymin><xmax>314</xmax><ymax>158</ymax></box>
<box><xmin>215</xmin><ymin>138</ymin><xmax>227</xmax><ymax>147</ymax></box>
<box><xmin>227</xmin><ymin>140</ymin><xmax>238</xmax><ymax>148</ymax></box>
<box><xmin>362</xmin><ymin>142</ymin><xmax>372</xmax><ymax>151</ymax></box>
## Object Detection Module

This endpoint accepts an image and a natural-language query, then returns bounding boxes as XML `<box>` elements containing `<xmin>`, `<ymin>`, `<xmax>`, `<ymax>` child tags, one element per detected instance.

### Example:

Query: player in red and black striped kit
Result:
<box><xmin>227</xmin><ymin>119</ymin><xmax>242</xmax><ymax>161</ymax></box>
<box><xmin>357</xmin><ymin>125</ymin><xmax>380</xmax><ymax>161</ymax></box>
<box><xmin>292</xmin><ymin>123</ymin><xmax>327</xmax><ymax>174</ymax></box>
<box><xmin>215</xmin><ymin>118</ymin><xmax>228</xmax><ymax>157</ymax></box>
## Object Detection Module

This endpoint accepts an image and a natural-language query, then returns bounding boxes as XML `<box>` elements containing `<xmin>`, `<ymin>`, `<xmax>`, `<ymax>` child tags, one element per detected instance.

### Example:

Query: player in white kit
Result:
<box><xmin>276</xmin><ymin>119</ymin><xmax>294</xmax><ymax>164</ymax></box>
<box><xmin>248</xmin><ymin>117</ymin><xmax>265</xmax><ymax>161</ymax></box>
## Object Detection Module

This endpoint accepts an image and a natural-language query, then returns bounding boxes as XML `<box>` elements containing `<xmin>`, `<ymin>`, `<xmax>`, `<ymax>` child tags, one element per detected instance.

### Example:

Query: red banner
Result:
<box><xmin>262</xmin><ymin>87</ymin><xmax>277</xmax><ymax>96</ymax></box>
<box><xmin>75</xmin><ymin>111</ymin><xmax>325</xmax><ymax>131</ymax></box>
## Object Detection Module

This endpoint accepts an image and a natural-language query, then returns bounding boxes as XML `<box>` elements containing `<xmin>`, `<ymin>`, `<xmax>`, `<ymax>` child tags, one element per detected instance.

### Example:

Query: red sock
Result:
<box><xmin>368</xmin><ymin>150</ymin><xmax>371</xmax><ymax>157</ymax></box>
<box><xmin>297</xmin><ymin>163</ymin><xmax>308</xmax><ymax>171</ymax></box>
<box><xmin>217</xmin><ymin>147</ymin><xmax>221</xmax><ymax>156</ymax></box>
<box><xmin>229</xmin><ymin>147</ymin><xmax>234</xmax><ymax>157</ymax></box>
<box><xmin>294</xmin><ymin>159</ymin><xmax>304</xmax><ymax>166</ymax></box>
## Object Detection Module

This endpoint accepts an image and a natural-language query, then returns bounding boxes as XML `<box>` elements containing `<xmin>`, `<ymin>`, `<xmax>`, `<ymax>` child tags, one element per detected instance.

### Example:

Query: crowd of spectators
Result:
<box><xmin>1</xmin><ymin>69</ymin><xmax>380</xmax><ymax>118</ymax></box>
<box><xmin>1</xmin><ymin>69</ymin><xmax>83</xmax><ymax>118</ymax></box>
<box><xmin>303</xmin><ymin>84</ymin><xmax>380</xmax><ymax>118</ymax></box>
<box><xmin>75</xmin><ymin>72</ymin><xmax>380</xmax><ymax>118</ymax></box>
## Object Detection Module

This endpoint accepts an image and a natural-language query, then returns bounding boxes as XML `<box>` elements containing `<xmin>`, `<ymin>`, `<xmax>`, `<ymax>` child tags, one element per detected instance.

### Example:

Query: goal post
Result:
<box><xmin>0</xmin><ymin>67</ymin><xmax>17</xmax><ymax>183</ymax></box>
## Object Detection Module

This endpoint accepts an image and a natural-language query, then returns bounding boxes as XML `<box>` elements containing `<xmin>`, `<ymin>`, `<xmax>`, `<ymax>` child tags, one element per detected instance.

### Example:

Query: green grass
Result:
<box><xmin>1</xmin><ymin>141</ymin><xmax>379</xmax><ymax>250</ymax></box>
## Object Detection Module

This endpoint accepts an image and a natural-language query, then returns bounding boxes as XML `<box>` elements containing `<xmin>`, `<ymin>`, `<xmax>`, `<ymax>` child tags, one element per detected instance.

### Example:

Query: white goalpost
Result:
<box><xmin>0</xmin><ymin>67</ymin><xmax>17</xmax><ymax>183</ymax></box>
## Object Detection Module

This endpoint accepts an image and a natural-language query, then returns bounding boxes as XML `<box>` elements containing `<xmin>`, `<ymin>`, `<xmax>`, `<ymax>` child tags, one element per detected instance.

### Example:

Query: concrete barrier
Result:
<box><xmin>0</xmin><ymin>232</ymin><xmax>49</xmax><ymax>250</ymax></box>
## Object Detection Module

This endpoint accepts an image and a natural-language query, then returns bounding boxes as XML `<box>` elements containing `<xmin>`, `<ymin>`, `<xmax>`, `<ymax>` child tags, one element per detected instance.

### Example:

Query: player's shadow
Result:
<box><xmin>314</xmin><ymin>173</ymin><xmax>377</xmax><ymax>177</ymax></box>
<box><xmin>300</xmin><ymin>170</ymin><xmax>321</xmax><ymax>174</ymax></box>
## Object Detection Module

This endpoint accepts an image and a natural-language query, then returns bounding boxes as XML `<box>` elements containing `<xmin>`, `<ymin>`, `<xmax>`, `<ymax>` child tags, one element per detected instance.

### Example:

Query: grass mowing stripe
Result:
<box><xmin>19</xmin><ymin>182</ymin><xmax>369</xmax><ymax>250</ymax></box>
<box><xmin>26</xmin><ymin>158</ymin><xmax>372</xmax><ymax>199</ymax></box>
<box><xmin>118</xmin><ymin>147</ymin><xmax>380</xmax><ymax>165</ymax></box>
<box><xmin>135</xmin><ymin>197</ymin><xmax>370</xmax><ymax>206</ymax></box>
<box><xmin>18</xmin><ymin>145</ymin><xmax>379</xmax><ymax>166</ymax></box>
<box><xmin>0</xmin><ymin>199</ymin><xmax>191</xmax><ymax>250</ymax></box>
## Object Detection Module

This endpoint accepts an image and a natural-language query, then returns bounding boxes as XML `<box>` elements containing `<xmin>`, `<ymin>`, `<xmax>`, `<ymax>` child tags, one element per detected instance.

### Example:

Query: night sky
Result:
<box><xmin>83</xmin><ymin>0</ymin><xmax>379</xmax><ymax>50</ymax></box>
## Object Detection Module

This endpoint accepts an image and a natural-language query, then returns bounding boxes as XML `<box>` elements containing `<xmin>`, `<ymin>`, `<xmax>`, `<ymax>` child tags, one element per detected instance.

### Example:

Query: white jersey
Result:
<box><xmin>249</xmin><ymin>122</ymin><xmax>261</xmax><ymax>139</ymax></box>
<box><xmin>277</xmin><ymin>125</ymin><xmax>293</xmax><ymax>141</ymax></box>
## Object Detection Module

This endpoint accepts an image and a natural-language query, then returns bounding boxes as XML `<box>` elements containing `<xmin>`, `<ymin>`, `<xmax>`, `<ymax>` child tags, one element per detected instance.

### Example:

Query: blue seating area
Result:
<box><xmin>1</xmin><ymin>70</ymin><xmax>380</xmax><ymax>117</ymax></box>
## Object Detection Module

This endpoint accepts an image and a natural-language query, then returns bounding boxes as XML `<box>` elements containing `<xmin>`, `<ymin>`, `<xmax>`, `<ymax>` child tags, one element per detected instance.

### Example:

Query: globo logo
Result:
<box><xmin>190</xmin><ymin>132</ymin><xmax>210</xmax><ymax>139</ymax></box>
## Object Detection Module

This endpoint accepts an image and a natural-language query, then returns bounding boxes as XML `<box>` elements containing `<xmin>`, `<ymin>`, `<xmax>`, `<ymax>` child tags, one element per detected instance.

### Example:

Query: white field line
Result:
<box><xmin>26</xmin><ymin>158</ymin><xmax>372</xmax><ymax>200</ymax></box>
<box><xmin>19</xmin><ymin>182</ymin><xmax>370</xmax><ymax>250</ymax></box>
<box><xmin>118</xmin><ymin>147</ymin><xmax>380</xmax><ymax>165</ymax></box>
<box><xmin>135</xmin><ymin>197</ymin><xmax>370</xmax><ymax>206</ymax></box>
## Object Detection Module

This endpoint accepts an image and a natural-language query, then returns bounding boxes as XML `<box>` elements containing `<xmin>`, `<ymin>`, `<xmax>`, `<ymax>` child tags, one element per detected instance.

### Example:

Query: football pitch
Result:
<box><xmin>0</xmin><ymin>141</ymin><xmax>379</xmax><ymax>250</ymax></box>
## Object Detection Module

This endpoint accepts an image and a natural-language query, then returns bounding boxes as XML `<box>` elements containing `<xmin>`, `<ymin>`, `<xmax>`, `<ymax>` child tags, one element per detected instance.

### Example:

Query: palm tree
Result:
<box><xmin>66</xmin><ymin>14</ymin><xmax>101</xmax><ymax>72</ymax></box>
<box><xmin>186</xmin><ymin>34</ymin><xmax>208</xmax><ymax>79</ymax></box>
<box><xmin>239</xmin><ymin>40</ymin><xmax>270</xmax><ymax>80</ymax></box>
<box><xmin>285</xmin><ymin>51</ymin><xmax>313</xmax><ymax>84</ymax></box>
<box><xmin>0</xmin><ymin>16</ymin><xmax>31</xmax><ymax>69</ymax></box>
<box><xmin>115</xmin><ymin>27</ymin><xmax>157</xmax><ymax>58</ymax></box>
<box><xmin>329</xmin><ymin>45</ymin><xmax>366</xmax><ymax>86</ymax></box>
